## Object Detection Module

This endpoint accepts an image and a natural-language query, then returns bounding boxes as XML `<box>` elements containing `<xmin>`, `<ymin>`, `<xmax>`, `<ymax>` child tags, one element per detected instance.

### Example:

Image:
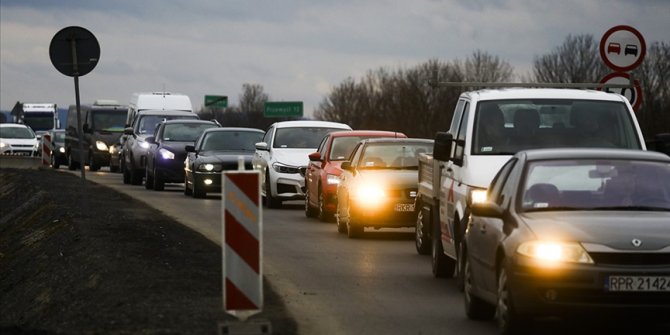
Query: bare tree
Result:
<box><xmin>532</xmin><ymin>34</ymin><xmax>609</xmax><ymax>83</ymax></box>
<box><xmin>633</xmin><ymin>41</ymin><xmax>670</xmax><ymax>136</ymax></box>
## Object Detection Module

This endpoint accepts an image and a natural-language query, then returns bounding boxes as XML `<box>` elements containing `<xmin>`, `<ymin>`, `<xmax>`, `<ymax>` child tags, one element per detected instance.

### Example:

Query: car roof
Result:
<box><xmin>327</xmin><ymin>130</ymin><xmax>407</xmax><ymax>138</ymax></box>
<box><xmin>159</xmin><ymin>119</ymin><xmax>215</xmax><ymax>125</ymax></box>
<box><xmin>518</xmin><ymin>148</ymin><xmax>670</xmax><ymax>162</ymax></box>
<box><xmin>0</xmin><ymin>123</ymin><xmax>31</xmax><ymax>128</ymax></box>
<box><xmin>136</xmin><ymin>110</ymin><xmax>197</xmax><ymax>116</ymax></box>
<box><xmin>270</xmin><ymin>120</ymin><xmax>352</xmax><ymax>129</ymax></box>
<box><xmin>463</xmin><ymin>88</ymin><xmax>626</xmax><ymax>102</ymax></box>
<box><xmin>361</xmin><ymin>138</ymin><xmax>434</xmax><ymax>145</ymax></box>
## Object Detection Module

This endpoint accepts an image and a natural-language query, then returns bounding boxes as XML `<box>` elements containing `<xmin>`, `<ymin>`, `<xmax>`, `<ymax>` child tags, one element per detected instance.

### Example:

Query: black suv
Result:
<box><xmin>144</xmin><ymin>119</ymin><xmax>220</xmax><ymax>190</ymax></box>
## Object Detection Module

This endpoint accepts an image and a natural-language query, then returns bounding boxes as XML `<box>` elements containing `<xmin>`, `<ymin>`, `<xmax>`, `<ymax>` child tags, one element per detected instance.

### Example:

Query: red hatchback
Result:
<box><xmin>305</xmin><ymin>130</ymin><xmax>407</xmax><ymax>221</ymax></box>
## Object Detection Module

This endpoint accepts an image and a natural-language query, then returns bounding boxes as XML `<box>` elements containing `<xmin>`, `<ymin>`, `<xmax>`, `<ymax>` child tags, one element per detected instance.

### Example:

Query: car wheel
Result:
<box><xmin>67</xmin><ymin>152</ymin><xmax>77</xmax><ymax>170</ymax></box>
<box><xmin>497</xmin><ymin>262</ymin><xmax>531</xmax><ymax>335</ymax></box>
<box><xmin>415</xmin><ymin>206</ymin><xmax>431</xmax><ymax>255</ymax></box>
<box><xmin>88</xmin><ymin>152</ymin><xmax>100</xmax><ymax>171</ymax></box>
<box><xmin>304</xmin><ymin>188</ymin><xmax>317</xmax><ymax>218</ymax></box>
<box><xmin>264</xmin><ymin>170</ymin><xmax>281</xmax><ymax>209</ymax></box>
<box><xmin>122</xmin><ymin>162</ymin><xmax>131</xmax><ymax>184</ymax></box>
<box><xmin>184</xmin><ymin>174</ymin><xmax>192</xmax><ymax>196</ymax></box>
<box><xmin>129</xmin><ymin>158</ymin><xmax>143</xmax><ymax>185</ymax></box>
<box><xmin>346</xmin><ymin>205</ymin><xmax>363</xmax><ymax>238</ymax></box>
<box><xmin>144</xmin><ymin>166</ymin><xmax>154</xmax><ymax>190</ymax></box>
<box><xmin>336</xmin><ymin>202</ymin><xmax>347</xmax><ymax>234</ymax></box>
<box><xmin>463</xmin><ymin>246</ymin><xmax>495</xmax><ymax>320</ymax></box>
<box><xmin>317</xmin><ymin>189</ymin><xmax>332</xmax><ymax>222</ymax></box>
<box><xmin>110</xmin><ymin>165</ymin><xmax>119</xmax><ymax>173</ymax></box>
<box><xmin>51</xmin><ymin>154</ymin><xmax>59</xmax><ymax>169</ymax></box>
<box><xmin>153</xmin><ymin>166</ymin><xmax>165</xmax><ymax>191</ymax></box>
<box><xmin>431</xmin><ymin>220</ymin><xmax>456</xmax><ymax>278</ymax></box>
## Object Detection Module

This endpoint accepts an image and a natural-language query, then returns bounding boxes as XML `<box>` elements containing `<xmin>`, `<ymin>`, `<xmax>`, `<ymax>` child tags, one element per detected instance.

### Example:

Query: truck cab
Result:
<box><xmin>415</xmin><ymin>88</ymin><xmax>647</xmax><ymax>282</ymax></box>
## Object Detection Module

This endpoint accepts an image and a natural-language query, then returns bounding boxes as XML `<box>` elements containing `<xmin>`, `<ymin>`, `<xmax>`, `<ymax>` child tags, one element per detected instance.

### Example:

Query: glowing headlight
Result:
<box><xmin>139</xmin><ymin>140</ymin><xmax>150</xmax><ymax>149</ymax></box>
<box><xmin>517</xmin><ymin>241</ymin><xmax>594</xmax><ymax>264</ymax></box>
<box><xmin>326</xmin><ymin>174</ymin><xmax>340</xmax><ymax>185</ymax></box>
<box><xmin>95</xmin><ymin>141</ymin><xmax>109</xmax><ymax>151</ymax></box>
<box><xmin>272</xmin><ymin>162</ymin><xmax>301</xmax><ymax>174</ymax></box>
<box><xmin>470</xmin><ymin>189</ymin><xmax>488</xmax><ymax>205</ymax></box>
<box><xmin>352</xmin><ymin>183</ymin><xmax>386</xmax><ymax>207</ymax></box>
<box><xmin>198</xmin><ymin>163</ymin><xmax>222</xmax><ymax>172</ymax></box>
<box><xmin>159</xmin><ymin>148</ymin><xmax>174</xmax><ymax>160</ymax></box>
<box><xmin>0</xmin><ymin>142</ymin><xmax>7</xmax><ymax>148</ymax></box>
<box><xmin>59</xmin><ymin>147</ymin><xmax>65</xmax><ymax>153</ymax></box>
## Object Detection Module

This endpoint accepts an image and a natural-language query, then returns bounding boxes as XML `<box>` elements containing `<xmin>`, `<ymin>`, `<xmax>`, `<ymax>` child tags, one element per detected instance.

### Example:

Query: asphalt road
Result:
<box><xmin>45</xmin><ymin>164</ymin><xmax>667</xmax><ymax>335</ymax></box>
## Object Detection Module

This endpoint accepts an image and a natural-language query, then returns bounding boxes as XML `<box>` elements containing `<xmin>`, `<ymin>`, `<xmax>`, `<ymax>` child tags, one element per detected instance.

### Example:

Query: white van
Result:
<box><xmin>126</xmin><ymin>92</ymin><xmax>193</xmax><ymax>127</ymax></box>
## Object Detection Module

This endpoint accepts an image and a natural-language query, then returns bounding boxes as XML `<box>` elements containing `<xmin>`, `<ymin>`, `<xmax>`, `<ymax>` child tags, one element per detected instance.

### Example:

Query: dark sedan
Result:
<box><xmin>462</xmin><ymin>148</ymin><xmax>670</xmax><ymax>334</ymax></box>
<box><xmin>184</xmin><ymin>127</ymin><xmax>264</xmax><ymax>198</ymax></box>
<box><xmin>46</xmin><ymin>129</ymin><xmax>67</xmax><ymax>169</ymax></box>
<box><xmin>144</xmin><ymin>119</ymin><xmax>220</xmax><ymax>190</ymax></box>
<box><xmin>336</xmin><ymin>138</ymin><xmax>434</xmax><ymax>238</ymax></box>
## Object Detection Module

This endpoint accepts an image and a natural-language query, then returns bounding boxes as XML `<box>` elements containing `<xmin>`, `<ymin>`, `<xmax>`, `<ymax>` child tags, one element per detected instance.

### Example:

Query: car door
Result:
<box><xmin>468</xmin><ymin>157</ymin><xmax>517</xmax><ymax>294</ymax></box>
<box><xmin>307</xmin><ymin>135</ymin><xmax>329</xmax><ymax>206</ymax></box>
<box><xmin>337</xmin><ymin>142</ymin><xmax>363</xmax><ymax>219</ymax></box>
<box><xmin>254</xmin><ymin>126</ymin><xmax>275</xmax><ymax>192</ymax></box>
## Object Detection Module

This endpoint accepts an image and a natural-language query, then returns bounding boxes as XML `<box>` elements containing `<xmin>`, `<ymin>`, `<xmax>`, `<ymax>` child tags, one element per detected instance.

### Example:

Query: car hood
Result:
<box><xmin>161</xmin><ymin>141</ymin><xmax>193</xmax><ymax>153</ymax></box>
<box><xmin>270</xmin><ymin>148</ymin><xmax>315</xmax><ymax>167</ymax></box>
<box><xmin>1</xmin><ymin>138</ymin><xmax>38</xmax><ymax>146</ymax></box>
<box><xmin>196</xmin><ymin>150</ymin><xmax>255</xmax><ymax>163</ymax></box>
<box><xmin>355</xmin><ymin>169</ymin><xmax>419</xmax><ymax>188</ymax></box>
<box><xmin>520</xmin><ymin>211</ymin><xmax>670</xmax><ymax>251</ymax></box>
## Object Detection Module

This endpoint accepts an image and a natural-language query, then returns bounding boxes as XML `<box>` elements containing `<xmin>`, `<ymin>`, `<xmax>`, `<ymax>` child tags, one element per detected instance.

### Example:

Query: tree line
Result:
<box><xmin>199</xmin><ymin>34</ymin><xmax>669</xmax><ymax>140</ymax></box>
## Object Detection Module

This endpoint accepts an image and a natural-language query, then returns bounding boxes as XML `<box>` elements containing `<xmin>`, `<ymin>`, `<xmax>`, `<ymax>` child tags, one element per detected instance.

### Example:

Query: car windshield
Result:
<box><xmin>1</xmin><ymin>126</ymin><xmax>36</xmax><ymax>139</ymax></box>
<box><xmin>136</xmin><ymin>115</ymin><xmax>197</xmax><ymax>134</ymax></box>
<box><xmin>92</xmin><ymin>110</ymin><xmax>126</xmax><ymax>132</ymax></box>
<box><xmin>52</xmin><ymin>132</ymin><xmax>65</xmax><ymax>142</ymax></box>
<box><xmin>473</xmin><ymin>99</ymin><xmax>641</xmax><ymax>155</ymax></box>
<box><xmin>521</xmin><ymin>159</ymin><xmax>670</xmax><ymax>212</ymax></box>
<box><xmin>357</xmin><ymin>142</ymin><xmax>433</xmax><ymax>169</ymax></box>
<box><xmin>200</xmin><ymin>131</ymin><xmax>264</xmax><ymax>151</ymax></box>
<box><xmin>330</xmin><ymin>136</ymin><xmax>388</xmax><ymax>161</ymax></box>
<box><xmin>274</xmin><ymin>127</ymin><xmax>344</xmax><ymax>149</ymax></box>
<box><xmin>162</xmin><ymin>123</ymin><xmax>217</xmax><ymax>142</ymax></box>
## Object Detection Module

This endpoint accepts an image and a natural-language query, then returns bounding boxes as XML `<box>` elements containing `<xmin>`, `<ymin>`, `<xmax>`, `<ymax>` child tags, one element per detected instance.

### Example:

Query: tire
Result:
<box><xmin>51</xmin><ymin>155</ymin><xmax>59</xmax><ymax>169</ymax></box>
<box><xmin>336</xmin><ymin>202</ymin><xmax>347</xmax><ymax>234</ymax></box>
<box><xmin>317</xmin><ymin>189</ymin><xmax>332</xmax><ymax>222</ymax></box>
<box><xmin>110</xmin><ymin>165</ymin><xmax>119</xmax><ymax>173</ymax></box>
<box><xmin>264</xmin><ymin>170</ymin><xmax>281</xmax><ymax>209</ymax></box>
<box><xmin>122</xmin><ymin>163</ymin><xmax>131</xmax><ymax>185</ymax></box>
<box><xmin>497</xmin><ymin>262</ymin><xmax>532</xmax><ymax>335</ymax></box>
<box><xmin>184</xmin><ymin>174</ymin><xmax>192</xmax><ymax>196</ymax></box>
<box><xmin>152</xmin><ymin>166</ymin><xmax>165</xmax><ymax>191</ymax></box>
<box><xmin>88</xmin><ymin>152</ymin><xmax>100</xmax><ymax>171</ymax></box>
<box><xmin>144</xmin><ymin>166</ymin><xmax>154</xmax><ymax>190</ymax></box>
<box><xmin>463</xmin><ymin>247</ymin><xmax>495</xmax><ymax>320</ymax></box>
<box><xmin>431</xmin><ymin>219</ymin><xmax>456</xmax><ymax>278</ymax></box>
<box><xmin>304</xmin><ymin>188</ymin><xmax>317</xmax><ymax>218</ymax></box>
<box><xmin>129</xmin><ymin>157</ymin><xmax>143</xmax><ymax>185</ymax></box>
<box><xmin>415</xmin><ymin>206</ymin><xmax>431</xmax><ymax>255</ymax></box>
<box><xmin>67</xmin><ymin>152</ymin><xmax>78</xmax><ymax>171</ymax></box>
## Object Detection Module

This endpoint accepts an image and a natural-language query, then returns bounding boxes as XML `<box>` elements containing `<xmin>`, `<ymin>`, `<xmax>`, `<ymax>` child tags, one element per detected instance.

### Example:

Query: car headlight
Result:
<box><xmin>95</xmin><ymin>141</ymin><xmax>109</xmax><ymax>151</ymax></box>
<box><xmin>0</xmin><ymin>142</ymin><xmax>7</xmax><ymax>148</ymax></box>
<box><xmin>59</xmin><ymin>147</ymin><xmax>66</xmax><ymax>153</ymax></box>
<box><xmin>326</xmin><ymin>173</ymin><xmax>340</xmax><ymax>185</ymax></box>
<box><xmin>272</xmin><ymin>162</ymin><xmax>301</xmax><ymax>174</ymax></box>
<box><xmin>109</xmin><ymin>145</ymin><xmax>117</xmax><ymax>154</ymax></box>
<box><xmin>139</xmin><ymin>140</ymin><xmax>150</xmax><ymax>149</ymax></box>
<box><xmin>352</xmin><ymin>183</ymin><xmax>387</xmax><ymax>207</ymax></box>
<box><xmin>469</xmin><ymin>188</ymin><xmax>488</xmax><ymax>205</ymax></box>
<box><xmin>159</xmin><ymin>148</ymin><xmax>175</xmax><ymax>160</ymax></box>
<box><xmin>517</xmin><ymin>241</ymin><xmax>594</xmax><ymax>265</ymax></box>
<box><xmin>198</xmin><ymin>163</ymin><xmax>222</xmax><ymax>172</ymax></box>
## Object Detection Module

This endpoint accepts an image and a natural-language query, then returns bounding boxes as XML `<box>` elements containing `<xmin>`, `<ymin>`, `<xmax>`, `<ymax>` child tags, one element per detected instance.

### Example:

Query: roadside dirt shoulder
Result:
<box><xmin>0</xmin><ymin>168</ymin><xmax>297</xmax><ymax>334</ymax></box>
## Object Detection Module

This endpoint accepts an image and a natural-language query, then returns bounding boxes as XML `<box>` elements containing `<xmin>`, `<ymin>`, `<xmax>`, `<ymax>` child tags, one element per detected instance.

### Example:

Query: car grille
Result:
<box><xmin>221</xmin><ymin>162</ymin><xmax>254</xmax><ymax>171</ymax></box>
<box><xmin>299</xmin><ymin>167</ymin><xmax>307</xmax><ymax>177</ymax></box>
<box><xmin>590</xmin><ymin>253</ymin><xmax>670</xmax><ymax>267</ymax></box>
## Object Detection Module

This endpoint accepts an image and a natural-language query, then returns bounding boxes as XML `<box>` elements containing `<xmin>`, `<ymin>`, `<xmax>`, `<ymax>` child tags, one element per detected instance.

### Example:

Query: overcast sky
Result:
<box><xmin>1</xmin><ymin>0</ymin><xmax>668</xmax><ymax>117</ymax></box>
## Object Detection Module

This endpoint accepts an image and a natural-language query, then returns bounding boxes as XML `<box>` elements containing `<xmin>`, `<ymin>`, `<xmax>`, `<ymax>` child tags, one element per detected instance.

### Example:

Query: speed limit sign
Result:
<box><xmin>599</xmin><ymin>72</ymin><xmax>642</xmax><ymax>112</ymax></box>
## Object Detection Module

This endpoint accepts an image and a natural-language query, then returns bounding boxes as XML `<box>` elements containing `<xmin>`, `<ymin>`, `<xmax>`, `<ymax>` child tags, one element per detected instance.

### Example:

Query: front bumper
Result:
<box><xmin>349</xmin><ymin>199</ymin><xmax>417</xmax><ymax>228</ymax></box>
<box><xmin>155</xmin><ymin>158</ymin><xmax>185</xmax><ymax>183</ymax></box>
<box><xmin>507</xmin><ymin>255</ymin><xmax>670</xmax><ymax>317</ymax></box>
<box><xmin>270</xmin><ymin>171</ymin><xmax>306</xmax><ymax>200</ymax></box>
<box><xmin>193</xmin><ymin>171</ymin><xmax>222</xmax><ymax>192</ymax></box>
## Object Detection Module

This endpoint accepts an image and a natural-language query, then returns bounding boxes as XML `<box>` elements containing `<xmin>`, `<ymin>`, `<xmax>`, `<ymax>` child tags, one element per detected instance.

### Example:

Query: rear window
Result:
<box><xmin>473</xmin><ymin>99</ymin><xmax>641</xmax><ymax>155</ymax></box>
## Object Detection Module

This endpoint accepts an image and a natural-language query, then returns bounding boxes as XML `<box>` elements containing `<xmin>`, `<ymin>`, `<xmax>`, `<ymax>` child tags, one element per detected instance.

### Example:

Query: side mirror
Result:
<box><xmin>255</xmin><ymin>142</ymin><xmax>269</xmax><ymax>151</ymax></box>
<box><xmin>145</xmin><ymin>136</ymin><xmax>156</xmax><ymax>144</ymax></box>
<box><xmin>308</xmin><ymin>152</ymin><xmax>322</xmax><ymax>162</ymax></box>
<box><xmin>185</xmin><ymin>145</ymin><xmax>195</xmax><ymax>153</ymax></box>
<box><xmin>433</xmin><ymin>132</ymin><xmax>453</xmax><ymax>162</ymax></box>
<box><xmin>341</xmin><ymin>161</ymin><xmax>353</xmax><ymax>171</ymax></box>
<box><xmin>124</xmin><ymin>127</ymin><xmax>134</xmax><ymax>136</ymax></box>
<box><xmin>471</xmin><ymin>202</ymin><xmax>504</xmax><ymax>218</ymax></box>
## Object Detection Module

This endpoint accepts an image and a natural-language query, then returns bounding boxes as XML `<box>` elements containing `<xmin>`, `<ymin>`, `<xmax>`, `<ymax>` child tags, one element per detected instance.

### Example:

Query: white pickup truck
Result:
<box><xmin>414</xmin><ymin>88</ymin><xmax>648</xmax><ymax>283</ymax></box>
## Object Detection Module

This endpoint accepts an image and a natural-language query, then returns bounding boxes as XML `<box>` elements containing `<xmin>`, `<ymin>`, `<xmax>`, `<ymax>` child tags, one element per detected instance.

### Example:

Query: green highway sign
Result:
<box><xmin>264</xmin><ymin>101</ymin><xmax>303</xmax><ymax>117</ymax></box>
<box><xmin>205</xmin><ymin>95</ymin><xmax>228</xmax><ymax>108</ymax></box>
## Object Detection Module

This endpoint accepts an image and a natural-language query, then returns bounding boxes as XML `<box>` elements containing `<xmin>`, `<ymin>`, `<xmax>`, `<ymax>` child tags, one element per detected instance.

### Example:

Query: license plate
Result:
<box><xmin>607</xmin><ymin>275</ymin><xmax>670</xmax><ymax>292</ymax></box>
<box><xmin>394</xmin><ymin>203</ymin><xmax>414</xmax><ymax>212</ymax></box>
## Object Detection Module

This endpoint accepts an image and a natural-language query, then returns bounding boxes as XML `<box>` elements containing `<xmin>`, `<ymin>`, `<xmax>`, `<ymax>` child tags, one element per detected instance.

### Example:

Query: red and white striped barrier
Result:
<box><xmin>222</xmin><ymin>170</ymin><xmax>262</xmax><ymax>320</ymax></box>
<box><xmin>41</xmin><ymin>134</ymin><xmax>52</xmax><ymax>166</ymax></box>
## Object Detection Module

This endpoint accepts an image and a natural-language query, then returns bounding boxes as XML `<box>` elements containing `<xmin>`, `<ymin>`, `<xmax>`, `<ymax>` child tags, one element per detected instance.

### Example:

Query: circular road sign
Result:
<box><xmin>599</xmin><ymin>72</ymin><xmax>643</xmax><ymax>112</ymax></box>
<box><xmin>49</xmin><ymin>26</ymin><xmax>100</xmax><ymax>77</ymax></box>
<box><xmin>599</xmin><ymin>25</ymin><xmax>646</xmax><ymax>72</ymax></box>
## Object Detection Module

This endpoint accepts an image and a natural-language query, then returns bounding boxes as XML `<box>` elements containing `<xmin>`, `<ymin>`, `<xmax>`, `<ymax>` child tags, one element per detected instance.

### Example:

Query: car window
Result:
<box><xmin>330</xmin><ymin>137</ymin><xmax>367</xmax><ymax>161</ymax></box>
<box><xmin>273</xmin><ymin>127</ymin><xmax>345</xmax><ymax>149</ymax></box>
<box><xmin>358</xmin><ymin>142</ymin><xmax>433</xmax><ymax>169</ymax></box>
<box><xmin>92</xmin><ymin>110</ymin><xmax>126</xmax><ymax>132</ymax></box>
<box><xmin>521</xmin><ymin>159</ymin><xmax>670</xmax><ymax>211</ymax></box>
<box><xmin>162</xmin><ymin>123</ymin><xmax>217</xmax><ymax>142</ymax></box>
<box><xmin>136</xmin><ymin>115</ymin><xmax>198</xmax><ymax>134</ymax></box>
<box><xmin>488</xmin><ymin>157</ymin><xmax>517</xmax><ymax>205</ymax></box>
<box><xmin>200</xmin><ymin>131</ymin><xmax>263</xmax><ymax>151</ymax></box>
